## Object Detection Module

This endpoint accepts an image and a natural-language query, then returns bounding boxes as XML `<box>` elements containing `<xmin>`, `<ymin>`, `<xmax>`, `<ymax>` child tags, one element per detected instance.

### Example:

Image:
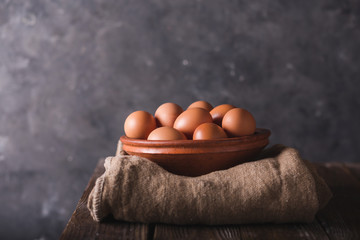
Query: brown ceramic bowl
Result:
<box><xmin>120</xmin><ymin>128</ymin><xmax>271</xmax><ymax>177</ymax></box>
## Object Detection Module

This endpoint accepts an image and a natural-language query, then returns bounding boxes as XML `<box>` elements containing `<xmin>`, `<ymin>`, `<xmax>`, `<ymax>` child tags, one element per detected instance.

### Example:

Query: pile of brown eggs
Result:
<box><xmin>124</xmin><ymin>101</ymin><xmax>256</xmax><ymax>140</ymax></box>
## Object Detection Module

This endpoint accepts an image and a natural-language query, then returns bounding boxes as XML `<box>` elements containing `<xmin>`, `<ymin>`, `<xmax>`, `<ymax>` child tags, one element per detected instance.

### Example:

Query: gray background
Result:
<box><xmin>1</xmin><ymin>0</ymin><xmax>359</xmax><ymax>239</ymax></box>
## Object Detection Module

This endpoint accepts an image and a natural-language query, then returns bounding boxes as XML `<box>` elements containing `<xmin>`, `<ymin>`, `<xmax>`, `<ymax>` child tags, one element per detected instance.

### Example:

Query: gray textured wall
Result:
<box><xmin>1</xmin><ymin>0</ymin><xmax>360</xmax><ymax>239</ymax></box>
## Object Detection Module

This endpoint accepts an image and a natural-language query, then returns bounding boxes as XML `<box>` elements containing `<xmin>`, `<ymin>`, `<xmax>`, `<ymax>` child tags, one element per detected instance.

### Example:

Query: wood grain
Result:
<box><xmin>153</xmin><ymin>220</ymin><xmax>330</xmax><ymax>239</ymax></box>
<box><xmin>153</xmin><ymin>224</ymin><xmax>242</xmax><ymax>240</ymax></box>
<box><xmin>238</xmin><ymin>222</ymin><xmax>329</xmax><ymax>240</ymax></box>
<box><xmin>60</xmin><ymin>159</ymin><xmax>150</xmax><ymax>240</ymax></box>
<box><xmin>344</xmin><ymin>163</ymin><xmax>360</xmax><ymax>181</ymax></box>
<box><xmin>315</xmin><ymin>163</ymin><xmax>360</xmax><ymax>240</ymax></box>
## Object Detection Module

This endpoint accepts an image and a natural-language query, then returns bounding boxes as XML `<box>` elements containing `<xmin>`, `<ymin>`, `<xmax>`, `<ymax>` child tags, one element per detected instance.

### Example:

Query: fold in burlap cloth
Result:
<box><xmin>87</xmin><ymin>144</ymin><xmax>332</xmax><ymax>224</ymax></box>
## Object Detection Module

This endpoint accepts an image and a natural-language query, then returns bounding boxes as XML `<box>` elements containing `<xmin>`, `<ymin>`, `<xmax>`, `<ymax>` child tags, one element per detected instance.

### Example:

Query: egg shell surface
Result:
<box><xmin>210</xmin><ymin>104</ymin><xmax>235</xmax><ymax>126</ymax></box>
<box><xmin>187</xmin><ymin>100</ymin><xmax>213</xmax><ymax>112</ymax></box>
<box><xmin>147</xmin><ymin>126</ymin><xmax>187</xmax><ymax>140</ymax></box>
<box><xmin>193</xmin><ymin>122</ymin><xmax>228</xmax><ymax>140</ymax></box>
<box><xmin>222</xmin><ymin>108</ymin><xmax>256</xmax><ymax>137</ymax></box>
<box><xmin>124</xmin><ymin>110</ymin><xmax>156</xmax><ymax>139</ymax></box>
<box><xmin>155</xmin><ymin>102</ymin><xmax>183</xmax><ymax>127</ymax></box>
<box><xmin>174</xmin><ymin>108</ymin><xmax>213</xmax><ymax>139</ymax></box>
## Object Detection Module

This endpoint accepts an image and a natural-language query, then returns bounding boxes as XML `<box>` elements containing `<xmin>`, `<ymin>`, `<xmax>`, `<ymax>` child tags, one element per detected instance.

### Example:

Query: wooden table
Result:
<box><xmin>60</xmin><ymin>160</ymin><xmax>360</xmax><ymax>240</ymax></box>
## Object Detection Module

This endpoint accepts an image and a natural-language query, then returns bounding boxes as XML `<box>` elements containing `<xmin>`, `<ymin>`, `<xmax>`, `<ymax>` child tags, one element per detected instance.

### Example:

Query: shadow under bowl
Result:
<box><xmin>120</xmin><ymin>128</ymin><xmax>271</xmax><ymax>177</ymax></box>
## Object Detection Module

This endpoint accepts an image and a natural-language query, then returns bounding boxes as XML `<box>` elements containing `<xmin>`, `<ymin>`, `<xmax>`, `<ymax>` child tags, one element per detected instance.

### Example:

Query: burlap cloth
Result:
<box><xmin>87</xmin><ymin>144</ymin><xmax>332</xmax><ymax>224</ymax></box>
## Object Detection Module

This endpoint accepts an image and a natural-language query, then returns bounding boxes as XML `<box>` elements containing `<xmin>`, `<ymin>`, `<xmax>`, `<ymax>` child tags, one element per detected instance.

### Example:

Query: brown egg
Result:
<box><xmin>193</xmin><ymin>123</ymin><xmax>227</xmax><ymax>140</ymax></box>
<box><xmin>155</xmin><ymin>102</ymin><xmax>183</xmax><ymax>127</ymax></box>
<box><xmin>124</xmin><ymin>111</ymin><xmax>156</xmax><ymax>139</ymax></box>
<box><xmin>187</xmin><ymin>100</ymin><xmax>213</xmax><ymax>112</ymax></box>
<box><xmin>210</xmin><ymin>104</ymin><xmax>235</xmax><ymax>126</ymax></box>
<box><xmin>147</xmin><ymin>127</ymin><xmax>187</xmax><ymax>140</ymax></box>
<box><xmin>173</xmin><ymin>108</ymin><xmax>213</xmax><ymax>139</ymax></box>
<box><xmin>222</xmin><ymin>108</ymin><xmax>256</xmax><ymax>137</ymax></box>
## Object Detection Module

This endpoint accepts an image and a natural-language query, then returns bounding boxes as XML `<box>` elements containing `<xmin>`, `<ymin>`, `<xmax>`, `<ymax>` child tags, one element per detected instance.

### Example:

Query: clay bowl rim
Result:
<box><xmin>120</xmin><ymin>128</ymin><xmax>271</xmax><ymax>148</ymax></box>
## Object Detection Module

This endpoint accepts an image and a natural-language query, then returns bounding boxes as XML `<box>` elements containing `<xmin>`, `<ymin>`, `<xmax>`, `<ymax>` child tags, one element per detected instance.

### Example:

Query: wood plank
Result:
<box><xmin>154</xmin><ymin>220</ymin><xmax>332</xmax><ymax>240</ymax></box>
<box><xmin>315</xmin><ymin>163</ymin><xmax>360</xmax><ymax>240</ymax></box>
<box><xmin>153</xmin><ymin>224</ymin><xmax>241</xmax><ymax>240</ymax></box>
<box><xmin>153</xmin><ymin>222</ymin><xmax>329</xmax><ymax>240</ymax></box>
<box><xmin>60</xmin><ymin>159</ymin><xmax>150</xmax><ymax>240</ymax></box>
<box><xmin>343</xmin><ymin>163</ymin><xmax>360</xmax><ymax>182</ymax></box>
<box><xmin>239</xmin><ymin>222</ymin><xmax>329</xmax><ymax>240</ymax></box>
